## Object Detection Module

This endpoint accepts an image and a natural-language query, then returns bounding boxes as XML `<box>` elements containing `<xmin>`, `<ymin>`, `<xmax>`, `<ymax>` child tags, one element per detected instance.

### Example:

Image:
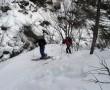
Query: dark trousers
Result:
<box><xmin>40</xmin><ymin>46</ymin><xmax>46</xmax><ymax>58</ymax></box>
<box><xmin>66</xmin><ymin>46</ymin><xmax>71</xmax><ymax>54</ymax></box>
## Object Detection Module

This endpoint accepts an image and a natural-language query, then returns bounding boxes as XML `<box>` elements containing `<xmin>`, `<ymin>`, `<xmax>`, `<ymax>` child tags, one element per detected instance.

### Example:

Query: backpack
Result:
<box><xmin>68</xmin><ymin>37</ymin><xmax>72</xmax><ymax>45</ymax></box>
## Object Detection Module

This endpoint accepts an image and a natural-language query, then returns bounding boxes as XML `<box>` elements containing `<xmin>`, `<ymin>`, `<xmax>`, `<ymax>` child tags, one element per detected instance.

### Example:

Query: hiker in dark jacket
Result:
<box><xmin>63</xmin><ymin>37</ymin><xmax>72</xmax><ymax>54</ymax></box>
<box><xmin>38</xmin><ymin>36</ymin><xmax>47</xmax><ymax>59</ymax></box>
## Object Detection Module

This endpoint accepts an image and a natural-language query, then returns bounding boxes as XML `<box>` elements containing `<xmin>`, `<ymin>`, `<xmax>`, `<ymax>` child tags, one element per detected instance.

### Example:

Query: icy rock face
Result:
<box><xmin>0</xmin><ymin>1</ymin><xmax>38</xmax><ymax>61</ymax></box>
<box><xmin>0</xmin><ymin>24</ymin><xmax>38</xmax><ymax>61</ymax></box>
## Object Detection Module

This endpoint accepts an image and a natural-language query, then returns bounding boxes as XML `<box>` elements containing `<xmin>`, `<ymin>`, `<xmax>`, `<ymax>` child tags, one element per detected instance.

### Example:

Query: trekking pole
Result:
<box><xmin>71</xmin><ymin>45</ymin><xmax>73</xmax><ymax>54</ymax></box>
<box><xmin>71</xmin><ymin>41</ymin><xmax>74</xmax><ymax>53</ymax></box>
<box><xmin>32</xmin><ymin>49</ymin><xmax>35</xmax><ymax>59</ymax></box>
<box><xmin>32</xmin><ymin>48</ymin><xmax>36</xmax><ymax>59</ymax></box>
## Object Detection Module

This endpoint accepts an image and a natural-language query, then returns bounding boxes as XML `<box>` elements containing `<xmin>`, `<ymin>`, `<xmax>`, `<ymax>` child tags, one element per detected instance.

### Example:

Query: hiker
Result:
<box><xmin>38</xmin><ymin>36</ymin><xmax>47</xmax><ymax>59</ymax></box>
<box><xmin>63</xmin><ymin>37</ymin><xmax>72</xmax><ymax>54</ymax></box>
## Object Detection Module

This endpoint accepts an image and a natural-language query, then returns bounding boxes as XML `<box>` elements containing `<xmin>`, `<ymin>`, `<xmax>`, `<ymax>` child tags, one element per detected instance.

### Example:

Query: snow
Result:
<box><xmin>0</xmin><ymin>44</ymin><xmax>110</xmax><ymax>90</ymax></box>
<box><xmin>0</xmin><ymin>0</ymin><xmax>110</xmax><ymax>89</ymax></box>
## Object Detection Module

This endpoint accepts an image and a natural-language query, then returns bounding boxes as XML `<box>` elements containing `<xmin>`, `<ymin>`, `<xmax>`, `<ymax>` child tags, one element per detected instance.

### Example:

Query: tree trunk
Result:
<box><xmin>90</xmin><ymin>0</ymin><xmax>101</xmax><ymax>54</ymax></box>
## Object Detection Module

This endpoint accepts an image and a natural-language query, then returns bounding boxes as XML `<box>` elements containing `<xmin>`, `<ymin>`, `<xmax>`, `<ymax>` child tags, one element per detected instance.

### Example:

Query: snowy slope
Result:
<box><xmin>0</xmin><ymin>44</ymin><xmax>110</xmax><ymax>90</ymax></box>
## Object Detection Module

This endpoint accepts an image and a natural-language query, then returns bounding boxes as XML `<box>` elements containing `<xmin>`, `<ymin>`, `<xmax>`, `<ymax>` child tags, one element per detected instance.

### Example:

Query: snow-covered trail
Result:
<box><xmin>0</xmin><ymin>44</ymin><xmax>110</xmax><ymax>90</ymax></box>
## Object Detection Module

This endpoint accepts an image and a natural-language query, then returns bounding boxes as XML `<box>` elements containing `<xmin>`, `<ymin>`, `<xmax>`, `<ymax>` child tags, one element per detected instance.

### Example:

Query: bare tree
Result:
<box><xmin>90</xmin><ymin>0</ymin><xmax>101</xmax><ymax>54</ymax></box>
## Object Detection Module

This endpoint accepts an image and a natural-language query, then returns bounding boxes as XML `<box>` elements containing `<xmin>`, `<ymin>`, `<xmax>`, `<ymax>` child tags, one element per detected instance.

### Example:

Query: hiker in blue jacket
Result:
<box><xmin>38</xmin><ymin>36</ymin><xmax>47</xmax><ymax>59</ymax></box>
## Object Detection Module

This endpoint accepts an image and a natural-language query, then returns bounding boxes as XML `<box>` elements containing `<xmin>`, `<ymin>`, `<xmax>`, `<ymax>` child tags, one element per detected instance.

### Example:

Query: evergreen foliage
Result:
<box><xmin>29</xmin><ymin>0</ymin><xmax>46</xmax><ymax>7</ymax></box>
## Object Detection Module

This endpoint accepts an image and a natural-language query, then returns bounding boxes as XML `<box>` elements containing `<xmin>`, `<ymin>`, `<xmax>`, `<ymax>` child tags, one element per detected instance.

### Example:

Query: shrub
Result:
<box><xmin>0</xmin><ymin>6</ymin><xmax>11</xmax><ymax>12</ymax></box>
